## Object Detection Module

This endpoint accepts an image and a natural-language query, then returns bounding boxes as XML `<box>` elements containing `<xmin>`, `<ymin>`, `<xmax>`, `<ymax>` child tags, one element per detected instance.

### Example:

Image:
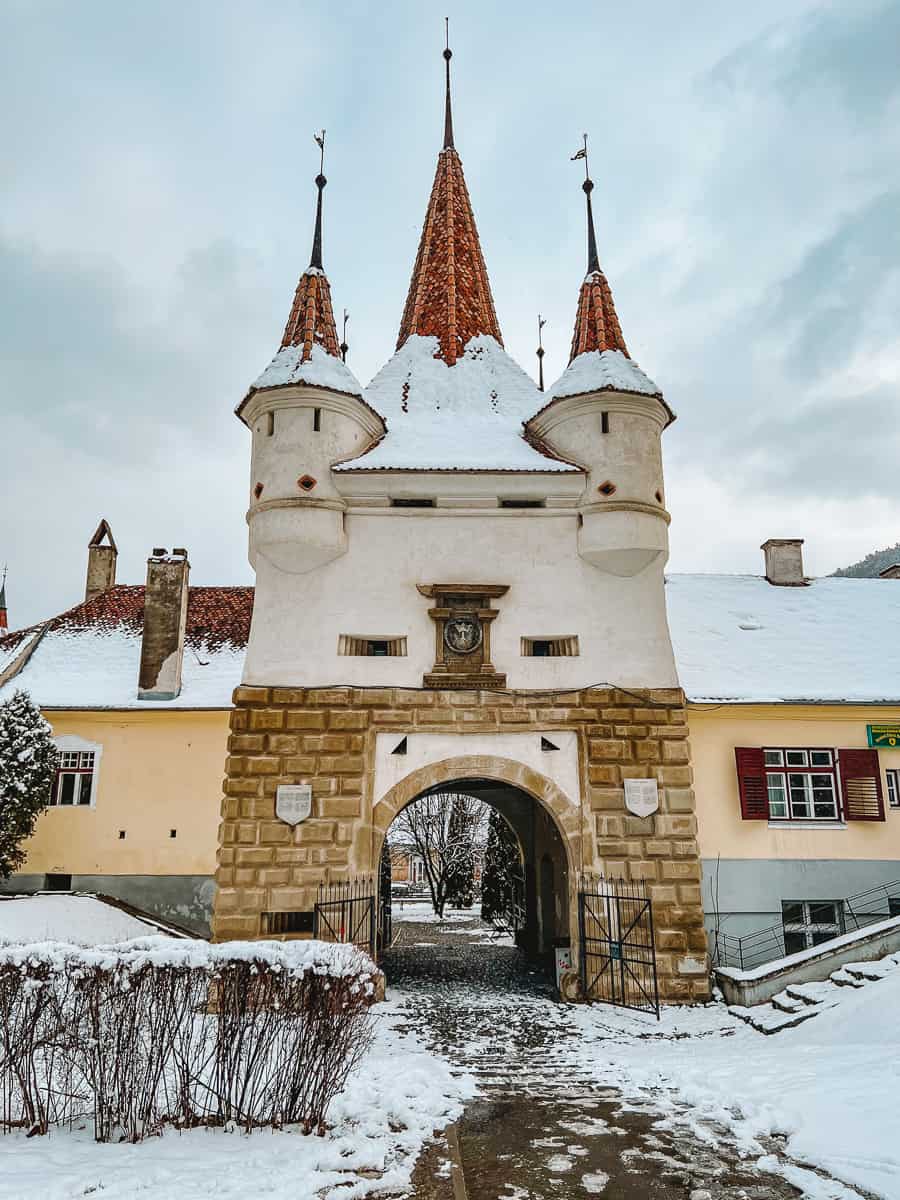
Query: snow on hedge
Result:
<box><xmin>0</xmin><ymin>933</ymin><xmax>377</xmax><ymax>981</ymax></box>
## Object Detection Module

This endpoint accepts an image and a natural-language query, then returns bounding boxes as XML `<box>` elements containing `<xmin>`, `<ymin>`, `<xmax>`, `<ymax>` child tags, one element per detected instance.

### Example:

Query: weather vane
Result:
<box><xmin>314</xmin><ymin>129</ymin><xmax>326</xmax><ymax>175</ymax></box>
<box><xmin>536</xmin><ymin>315</ymin><xmax>547</xmax><ymax>392</ymax></box>
<box><xmin>570</xmin><ymin>133</ymin><xmax>589</xmax><ymax>178</ymax></box>
<box><xmin>341</xmin><ymin>309</ymin><xmax>350</xmax><ymax>363</ymax></box>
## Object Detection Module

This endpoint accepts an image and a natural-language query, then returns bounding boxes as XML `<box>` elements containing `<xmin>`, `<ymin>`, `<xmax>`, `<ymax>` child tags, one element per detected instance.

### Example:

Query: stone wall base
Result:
<box><xmin>213</xmin><ymin>685</ymin><xmax>710</xmax><ymax>1004</ymax></box>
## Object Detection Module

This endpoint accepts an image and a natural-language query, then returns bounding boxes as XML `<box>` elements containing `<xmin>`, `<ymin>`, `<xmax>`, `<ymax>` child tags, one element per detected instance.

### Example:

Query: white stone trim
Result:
<box><xmin>373</xmin><ymin>730</ymin><xmax>580</xmax><ymax>812</ymax></box>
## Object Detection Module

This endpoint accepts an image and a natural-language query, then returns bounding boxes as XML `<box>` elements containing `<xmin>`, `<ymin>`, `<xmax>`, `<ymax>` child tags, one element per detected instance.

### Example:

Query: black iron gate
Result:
<box><xmin>314</xmin><ymin>879</ymin><xmax>376</xmax><ymax>957</ymax></box>
<box><xmin>578</xmin><ymin>877</ymin><xmax>659</xmax><ymax>1017</ymax></box>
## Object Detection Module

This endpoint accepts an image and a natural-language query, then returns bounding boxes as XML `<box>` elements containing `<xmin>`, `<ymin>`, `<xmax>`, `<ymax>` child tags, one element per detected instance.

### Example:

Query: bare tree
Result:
<box><xmin>390</xmin><ymin>792</ymin><xmax>487</xmax><ymax>918</ymax></box>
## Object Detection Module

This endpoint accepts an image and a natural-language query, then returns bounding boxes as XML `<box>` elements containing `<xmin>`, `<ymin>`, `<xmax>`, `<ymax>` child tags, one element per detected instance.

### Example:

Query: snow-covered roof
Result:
<box><xmin>545</xmin><ymin>347</ymin><xmax>662</xmax><ymax>403</ymax></box>
<box><xmin>5</xmin><ymin>574</ymin><xmax>900</xmax><ymax>709</ymax></box>
<box><xmin>0</xmin><ymin>893</ymin><xmax>184</xmax><ymax>945</ymax></box>
<box><xmin>0</xmin><ymin>585</ymin><xmax>251</xmax><ymax>710</ymax></box>
<box><xmin>666</xmin><ymin>574</ymin><xmax>900</xmax><ymax>703</ymax></box>
<box><xmin>338</xmin><ymin>335</ymin><xmax>579</xmax><ymax>472</ymax></box>
<box><xmin>249</xmin><ymin>342</ymin><xmax>363</xmax><ymax>399</ymax></box>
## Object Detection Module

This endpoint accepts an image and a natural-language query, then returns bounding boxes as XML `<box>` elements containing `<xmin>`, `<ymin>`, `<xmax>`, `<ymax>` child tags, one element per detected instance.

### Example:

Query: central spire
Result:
<box><xmin>395</xmin><ymin>31</ymin><xmax>502</xmax><ymax>365</ymax></box>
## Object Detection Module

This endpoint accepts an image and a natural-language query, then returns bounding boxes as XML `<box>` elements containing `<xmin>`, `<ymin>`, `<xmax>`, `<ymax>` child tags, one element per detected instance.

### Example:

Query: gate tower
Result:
<box><xmin>213</xmin><ymin>43</ymin><xmax>710</xmax><ymax>1003</ymax></box>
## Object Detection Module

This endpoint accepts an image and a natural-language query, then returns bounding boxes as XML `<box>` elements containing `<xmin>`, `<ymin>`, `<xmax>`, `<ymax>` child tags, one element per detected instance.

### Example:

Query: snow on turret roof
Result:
<box><xmin>249</xmin><ymin>341</ymin><xmax>363</xmax><ymax>399</ymax></box>
<box><xmin>337</xmin><ymin>335</ymin><xmax>579</xmax><ymax>472</ymax></box>
<box><xmin>546</xmin><ymin>347</ymin><xmax>662</xmax><ymax>403</ymax></box>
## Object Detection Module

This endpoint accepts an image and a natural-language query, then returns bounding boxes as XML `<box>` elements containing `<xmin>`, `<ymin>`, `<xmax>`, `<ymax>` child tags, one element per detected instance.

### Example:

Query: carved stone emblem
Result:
<box><xmin>624</xmin><ymin>778</ymin><xmax>660</xmax><ymax>818</ymax></box>
<box><xmin>276</xmin><ymin>783</ymin><xmax>312</xmax><ymax>826</ymax></box>
<box><xmin>444</xmin><ymin>616</ymin><xmax>482</xmax><ymax>655</ymax></box>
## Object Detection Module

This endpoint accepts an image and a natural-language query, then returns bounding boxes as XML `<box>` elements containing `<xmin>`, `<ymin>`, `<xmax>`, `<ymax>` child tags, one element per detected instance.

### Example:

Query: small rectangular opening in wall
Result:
<box><xmin>263</xmin><ymin>910</ymin><xmax>315</xmax><ymax>935</ymax></box>
<box><xmin>499</xmin><ymin>498</ymin><xmax>546</xmax><ymax>508</ymax></box>
<box><xmin>118</xmin><ymin>830</ymin><xmax>126</xmax><ymax>839</ymax></box>
<box><xmin>601</xmin><ymin>411</ymin><xmax>610</xmax><ymax>434</ymax></box>
<box><xmin>313</xmin><ymin>407</ymin><xmax>321</xmax><ymax>432</ymax></box>
<box><xmin>45</xmin><ymin>873</ymin><xmax>72</xmax><ymax>891</ymax></box>
<box><xmin>170</xmin><ymin>829</ymin><xmax>177</xmax><ymax>838</ymax></box>
<box><xmin>390</xmin><ymin>498</ymin><xmax>435</xmax><ymax>508</ymax></box>
<box><xmin>266</xmin><ymin>411</ymin><xmax>275</xmax><ymax>436</ymax></box>
<box><xmin>521</xmin><ymin>636</ymin><xmax>580</xmax><ymax>657</ymax></box>
<box><xmin>338</xmin><ymin>635</ymin><xmax>408</xmax><ymax>657</ymax></box>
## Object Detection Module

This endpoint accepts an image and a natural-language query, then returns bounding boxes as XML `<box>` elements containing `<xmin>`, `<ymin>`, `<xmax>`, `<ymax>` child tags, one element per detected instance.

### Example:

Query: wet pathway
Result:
<box><xmin>383</xmin><ymin>910</ymin><xmax>816</xmax><ymax>1200</ymax></box>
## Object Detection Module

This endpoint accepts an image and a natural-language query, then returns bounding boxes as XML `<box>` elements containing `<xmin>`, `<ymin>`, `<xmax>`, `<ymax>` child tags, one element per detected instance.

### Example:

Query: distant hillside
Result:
<box><xmin>832</xmin><ymin>543</ymin><xmax>900</xmax><ymax>578</ymax></box>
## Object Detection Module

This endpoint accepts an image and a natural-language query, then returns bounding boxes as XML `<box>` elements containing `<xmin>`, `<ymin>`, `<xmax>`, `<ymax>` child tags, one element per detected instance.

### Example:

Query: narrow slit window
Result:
<box><xmin>265</xmin><ymin>411</ymin><xmax>275</xmax><ymax>436</ymax></box>
<box><xmin>601</xmin><ymin>411</ymin><xmax>610</xmax><ymax>434</ymax></box>
<box><xmin>521</xmin><ymin>636</ymin><xmax>579</xmax><ymax>658</ymax></box>
<box><xmin>313</xmin><ymin>407</ymin><xmax>321</xmax><ymax>432</ymax></box>
<box><xmin>499</xmin><ymin>498</ymin><xmax>546</xmax><ymax>509</ymax></box>
<box><xmin>338</xmin><ymin>635</ymin><xmax>408</xmax><ymax>657</ymax></box>
<box><xmin>390</xmin><ymin>498</ymin><xmax>435</xmax><ymax>508</ymax></box>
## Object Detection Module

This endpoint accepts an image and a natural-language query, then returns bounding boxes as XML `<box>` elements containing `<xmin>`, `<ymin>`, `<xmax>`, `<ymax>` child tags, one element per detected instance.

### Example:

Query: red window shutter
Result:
<box><xmin>735</xmin><ymin>747</ymin><xmax>768</xmax><ymax>819</ymax></box>
<box><xmin>838</xmin><ymin>749</ymin><xmax>885</xmax><ymax>821</ymax></box>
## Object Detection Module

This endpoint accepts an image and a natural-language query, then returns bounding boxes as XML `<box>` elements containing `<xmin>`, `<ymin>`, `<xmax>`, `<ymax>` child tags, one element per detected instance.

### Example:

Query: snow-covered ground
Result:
<box><xmin>0</xmin><ymin>1003</ymin><xmax>475</xmax><ymax>1200</ymax></box>
<box><xmin>568</xmin><ymin>971</ymin><xmax>900</xmax><ymax>1199</ymax></box>
<box><xmin>0</xmin><ymin>893</ymin><xmax>180</xmax><ymax>944</ymax></box>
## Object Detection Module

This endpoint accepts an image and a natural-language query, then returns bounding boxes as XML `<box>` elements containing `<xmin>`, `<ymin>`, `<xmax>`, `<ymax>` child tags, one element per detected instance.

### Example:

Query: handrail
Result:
<box><xmin>714</xmin><ymin>878</ymin><xmax>900</xmax><ymax>971</ymax></box>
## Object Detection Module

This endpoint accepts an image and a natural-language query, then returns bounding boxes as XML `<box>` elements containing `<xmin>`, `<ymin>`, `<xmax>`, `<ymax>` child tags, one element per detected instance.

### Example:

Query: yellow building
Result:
<box><xmin>1</xmin><ymin>533</ymin><xmax>898</xmax><ymax>947</ymax></box>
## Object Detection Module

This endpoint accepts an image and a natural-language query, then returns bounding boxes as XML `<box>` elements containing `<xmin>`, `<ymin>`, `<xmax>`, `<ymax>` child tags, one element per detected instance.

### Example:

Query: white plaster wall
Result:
<box><xmin>372</xmin><ymin>730</ymin><xmax>581</xmax><ymax>810</ymax></box>
<box><xmin>242</xmin><ymin>505</ymin><xmax>679</xmax><ymax>688</ymax></box>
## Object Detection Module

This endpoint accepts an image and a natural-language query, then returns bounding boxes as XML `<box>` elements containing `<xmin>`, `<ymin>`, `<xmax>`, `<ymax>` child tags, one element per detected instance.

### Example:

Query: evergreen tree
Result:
<box><xmin>481</xmin><ymin>809</ymin><xmax>524</xmax><ymax>925</ymax></box>
<box><xmin>832</xmin><ymin>542</ymin><xmax>900</xmax><ymax>578</ymax></box>
<box><xmin>444</xmin><ymin>797</ymin><xmax>475</xmax><ymax>908</ymax></box>
<box><xmin>0</xmin><ymin>690</ymin><xmax>58</xmax><ymax>879</ymax></box>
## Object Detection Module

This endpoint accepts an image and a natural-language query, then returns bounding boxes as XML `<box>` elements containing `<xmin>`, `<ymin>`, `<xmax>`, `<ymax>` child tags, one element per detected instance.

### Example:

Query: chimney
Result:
<box><xmin>85</xmin><ymin>519</ymin><xmax>118</xmax><ymax>601</ymax></box>
<box><xmin>761</xmin><ymin>538</ymin><xmax>807</xmax><ymax>586</ymax></box>
<box><xmin>879</xmin><ymin>563</ymin><xmax>900</xmax><ymax>580</ymax></box>
<box><xmin>138</xmin><ymin>548</ymin><xmax>189</xmax><ymax>701</ymax></box>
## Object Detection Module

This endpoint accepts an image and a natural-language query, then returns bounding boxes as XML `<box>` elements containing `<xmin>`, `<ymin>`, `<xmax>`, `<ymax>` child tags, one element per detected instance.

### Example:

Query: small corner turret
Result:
<box><xmin>238</xmin><ymin>133</ymin><xmax>384</xmax><ymax>575</ymax></box>
<box><xmin>527</xmin><ymin>137</ymin><xmax>672</xmax><ymax>577</ymax></box>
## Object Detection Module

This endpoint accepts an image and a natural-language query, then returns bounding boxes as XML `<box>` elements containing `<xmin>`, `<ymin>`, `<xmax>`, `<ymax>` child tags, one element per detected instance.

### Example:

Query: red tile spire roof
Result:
<box><xmin>395</xmin><ymin>41</ymin><xmax>502</xmax><ymax>366</ymax></box>
<box><xmin>279</xmin><ymin>139</ymin><xmax>342</xmax><ymax>362</ymax></box>
<box><xmin>568</xmin><ymin>147</ymin><xmax>630</xmax><ymax>362</ymax></box>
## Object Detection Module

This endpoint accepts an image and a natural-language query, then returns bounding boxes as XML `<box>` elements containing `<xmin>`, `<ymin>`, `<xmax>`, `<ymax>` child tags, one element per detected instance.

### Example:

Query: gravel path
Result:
<box><xmin>384</xmin><ymin>910</ymin><xmax>810</xmax><ymax>1200</ymax></box>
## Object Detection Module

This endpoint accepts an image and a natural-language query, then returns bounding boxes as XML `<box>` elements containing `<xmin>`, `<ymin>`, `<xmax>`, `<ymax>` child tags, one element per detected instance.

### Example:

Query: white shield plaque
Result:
<box><xmin>624</xmin><ymin>778</ymin><xmax>659</xmax><ymax>818</ymax></box>
<box><xmin>276</xmin><ymin>783</ymin><xmax>312</xmax><ymax>826</ymax></box>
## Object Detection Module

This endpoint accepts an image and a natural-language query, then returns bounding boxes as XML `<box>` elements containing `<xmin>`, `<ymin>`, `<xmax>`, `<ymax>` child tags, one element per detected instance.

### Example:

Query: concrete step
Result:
<box><xmin>771</xmin><ymin>989</ymin><xmax>808</xmax><ymax>1013</ymax></box>
<box><xmin>729</xmin><ymin>1003</ymin><xmax>821</xmax><ymax>1035</ymax></box>
<box><xmin>830</xmin><ymin>967</ymin><xmax>866</xmax><ymax>988</ymax></box>
<box><xmin>784</xmin><ymin>981</ymin><xmax>839</xmax><ymax>1006</ymax></box>
<box><xmin>842</xmin><ymin>959</ymin><xmax>897</xmax><ymax>982</ymax></box>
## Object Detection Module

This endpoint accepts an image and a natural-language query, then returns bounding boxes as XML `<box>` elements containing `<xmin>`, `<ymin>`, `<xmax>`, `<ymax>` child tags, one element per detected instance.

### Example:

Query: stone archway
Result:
<box><xmin>371</xmin><ymin>755</ymin><xmax>583</xmax><ymax>961</ymax></box>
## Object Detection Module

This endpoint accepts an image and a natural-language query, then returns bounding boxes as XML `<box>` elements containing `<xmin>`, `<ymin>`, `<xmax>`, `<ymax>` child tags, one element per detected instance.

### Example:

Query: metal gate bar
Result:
<box><xmin>314</xmin><ymin>879</ymin><xmax>377</xmax><ymax>957</ymax></box>
<box><xmin>578</xmin><ymin>878</ymin><xmax>659</xmax><ymax>1017</ymax></box>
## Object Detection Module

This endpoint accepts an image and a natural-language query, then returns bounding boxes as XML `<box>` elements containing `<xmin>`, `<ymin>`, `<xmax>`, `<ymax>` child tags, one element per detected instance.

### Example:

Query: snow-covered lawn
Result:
<box><xmin>391</xmin><ymin>900</ymin><xmax>474</xmax><ymax>924</ymax></box>
<box><xmin>0</xmin><ymin>893</ymin><xmax>180</xmax><ymax>944</ymax></box>
<box><xmin>0</xmin><ymin>1002</ymin><xmax>475</xmax><ymax>1200</ymax></box>
<box><xmin>570</xmin><ymin>970</ymin><xmax>900</xmax><ymax>1199</ymax></box>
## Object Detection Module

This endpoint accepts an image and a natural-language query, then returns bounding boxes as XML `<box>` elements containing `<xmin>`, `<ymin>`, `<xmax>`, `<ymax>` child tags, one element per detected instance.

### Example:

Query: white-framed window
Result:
<box><xmin>887</xmin><ymin>769</ymin><xmax>900</xmax><ymax>810</ymax></box>
<box><xmin>49</xmin><ymin>737</ymin><xmax>102</xmax><ymax>808</ymax></box>
<box><xmin>764</xmin><ymin>748</ymin><xmax>840</xmax><ymax>822</ymax></box>
<box><xmin>782</xmin><ymin>899</ymin><xmax>844</xmax><ymax>955</ymax></box>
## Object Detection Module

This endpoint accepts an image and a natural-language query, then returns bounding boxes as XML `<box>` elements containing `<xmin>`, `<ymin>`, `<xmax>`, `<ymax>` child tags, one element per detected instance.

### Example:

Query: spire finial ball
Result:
<box><xmin>315</xmin><ymin>173</ymin><xmax>327</xmax><ymax>190</ymax></box>
<box><xmin>582</xmin><ymin>178</ymin><xmax>594</xmax><ymax>195</ymax></box>
<box><xmin>443</xmin><ymin>47</ymin><xmax>452</xmax><ymax>60</ymax></box>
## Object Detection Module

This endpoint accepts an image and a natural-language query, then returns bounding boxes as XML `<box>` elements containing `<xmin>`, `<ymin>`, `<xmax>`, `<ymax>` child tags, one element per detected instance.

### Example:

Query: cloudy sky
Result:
<box><xmin>2</xmin><ymin>0</ymin><xmax>899</xmax><ymax>628</ymax></box>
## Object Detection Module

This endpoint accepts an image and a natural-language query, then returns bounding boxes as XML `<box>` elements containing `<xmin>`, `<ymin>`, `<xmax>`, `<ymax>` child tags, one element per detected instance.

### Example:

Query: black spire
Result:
<box><xmin>575</xmin><ymin>133</ymin><xmax>600</xmax><ymax>275</ymax></box>
<box><xmin>443</xmin><ymin>18</ymin><xmax>454</xmax><ymax>150</ymax></box>
<box><xmin>309</xmin><ymin>130</ymin><xmax>327</xmax><ymax>270</ymax></box>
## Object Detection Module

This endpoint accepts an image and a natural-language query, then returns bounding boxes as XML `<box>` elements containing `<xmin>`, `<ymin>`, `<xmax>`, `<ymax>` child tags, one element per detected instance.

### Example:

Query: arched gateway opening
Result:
<box><xmin>371</xmin><ymin>757</ymin><xmax>581</xmax><ymax>985</ymax></box>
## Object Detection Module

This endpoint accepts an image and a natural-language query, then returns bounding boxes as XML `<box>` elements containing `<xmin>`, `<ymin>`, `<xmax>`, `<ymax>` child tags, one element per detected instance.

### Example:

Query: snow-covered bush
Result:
<box><xmin>0</xmin><ymin>690</ymin><xmax>58</xmax><ymax>879</ymax></box>
<box><xmin>0</xmin><ymin>938</ymin><xmax>376</xmax><ymax>1140</ymax></box>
